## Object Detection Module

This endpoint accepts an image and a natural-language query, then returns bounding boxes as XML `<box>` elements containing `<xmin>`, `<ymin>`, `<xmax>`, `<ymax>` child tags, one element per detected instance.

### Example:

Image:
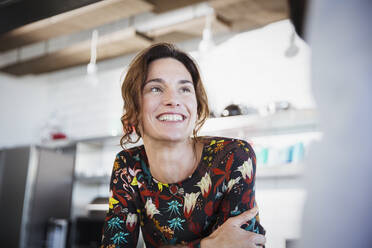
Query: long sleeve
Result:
<box><xmin>215</xmin><ymin>141</ymin><xmax>265</xmax><ymax>234</ymax></box>
<box><xmin>186</xmin><ymin>141</ymin><xmax>265</xmax><ymax>248</ymax></box>
<box><xmin>101</xmin><ymin>152</ymin><xmax>140</xmax><ymax>247</ymax></box>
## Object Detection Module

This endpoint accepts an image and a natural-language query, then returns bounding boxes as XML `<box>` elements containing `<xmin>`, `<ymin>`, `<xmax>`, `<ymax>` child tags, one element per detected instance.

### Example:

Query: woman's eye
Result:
<box><xmin>181</xmin><ymin>87</ymin><xmax>191</xmax><ymax>93</ymax></box>
<box><xmin>150</xmin><ymin>87</ymin><xmax>161</xmax><ymax>93</ymax></box>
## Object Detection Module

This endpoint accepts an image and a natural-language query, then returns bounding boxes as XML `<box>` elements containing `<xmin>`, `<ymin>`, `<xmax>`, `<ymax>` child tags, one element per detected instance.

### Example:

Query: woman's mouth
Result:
<box><xmin>157</xmin><ymin>113</ymin><xmax>186</xmax><ymax>122</ymax></box>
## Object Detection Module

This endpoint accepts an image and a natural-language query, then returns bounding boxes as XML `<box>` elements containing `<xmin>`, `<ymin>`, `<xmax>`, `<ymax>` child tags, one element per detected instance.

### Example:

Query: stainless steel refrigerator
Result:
<box><xmin>0</xmin><ymin>145</ymin><xmax>76</xmax><ymax>248</ymax></box>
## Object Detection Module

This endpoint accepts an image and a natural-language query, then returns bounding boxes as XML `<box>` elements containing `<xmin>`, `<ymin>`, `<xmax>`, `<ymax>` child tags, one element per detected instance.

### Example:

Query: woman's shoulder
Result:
<box><xmin>117</xmin><ymin>144</ymin><xmax>144</xmax><ymax>156</ymax></box>
<box><xmin>115</xmin><ymin>145</ymin><xmax>145</xmax><ymax>167</ymax></box>
<box><xmin>200</xmin><ymin>136</ymin><xmax>254</xmax><ymax>168</ymax></box>
<box><xmin>201</xmin><ymin>136</ymin><xmax>253</xmax><ymax>153</ymax></box>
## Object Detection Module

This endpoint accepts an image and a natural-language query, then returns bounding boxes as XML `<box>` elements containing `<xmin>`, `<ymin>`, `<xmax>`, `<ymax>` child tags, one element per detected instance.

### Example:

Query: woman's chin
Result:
<box><xmin>159</xmin><ymin>134</ymin><xmax>189</xmax><ymax>143</ymax></box>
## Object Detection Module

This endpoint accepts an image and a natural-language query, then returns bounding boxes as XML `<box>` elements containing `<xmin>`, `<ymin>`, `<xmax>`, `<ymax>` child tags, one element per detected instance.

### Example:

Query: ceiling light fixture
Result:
<box><xmin>87</xmin><ymin>29</ymin><xmax>98</xmax><ymax>75</ymax></box>
<box><xmin>285</xmin><ymin>27</ymin><xmax>299</xmax><ymax>58</ymax></box>
<box><xmin>198</xmin><ymin>9</ymin><xmax>215</xmax><ymax>60</ymax></box>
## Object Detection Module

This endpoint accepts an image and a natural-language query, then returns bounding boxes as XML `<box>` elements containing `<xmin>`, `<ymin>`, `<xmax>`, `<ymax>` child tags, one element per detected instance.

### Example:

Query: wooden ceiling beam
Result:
<box><xmin>0</xmin><ymin>0</ymin><xmax>153</xmax><ymax>52</ymax></box>
<box><xmin>208</xmin><ymin>0</ymin><xmax>288</xmax><ymax>31</ymax></box>
<box><xmin>145</xmin><ymin>0</ymin><xmax>207</xmax><ymax>13</ymax></box>
<box><xmin>0</xmin><ymin>28</ymin><xmax>152</xmax><ymax>76</ymax></box>
<box><xmin>145</xmin><ymin>14</ymin><xmax>231</xmax><ymax>43</ymax></box>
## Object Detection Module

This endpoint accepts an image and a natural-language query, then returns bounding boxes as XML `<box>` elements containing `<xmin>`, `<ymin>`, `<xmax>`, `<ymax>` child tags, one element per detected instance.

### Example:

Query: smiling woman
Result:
<box><xmin>119</xmin><ymin>43</ymin><xmax>209</xmax><ymax>146</ymax></box>
<box><xmin>101</xmin><ymin>43</ymin><xmax>266</xmax><ymax>248</ymax></box>
<box><xmin>141</xmin><ymin>58</ymin><xmax>198</xmax><ymax>144</ymax></box>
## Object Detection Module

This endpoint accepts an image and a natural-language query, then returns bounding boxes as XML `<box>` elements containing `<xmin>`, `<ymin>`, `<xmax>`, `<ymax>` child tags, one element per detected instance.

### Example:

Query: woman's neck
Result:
<box><xmin>142</xmin><ymin>137</ymin><xmax>202</xmax><ymax>184</ymax></box>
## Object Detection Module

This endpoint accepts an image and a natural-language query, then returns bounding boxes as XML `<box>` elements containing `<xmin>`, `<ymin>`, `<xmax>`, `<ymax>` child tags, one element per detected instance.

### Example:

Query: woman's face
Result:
<box><xmin>140</xmin><ymin>57</ymin><xmax>198</xmax><ymax>143</ymax></box>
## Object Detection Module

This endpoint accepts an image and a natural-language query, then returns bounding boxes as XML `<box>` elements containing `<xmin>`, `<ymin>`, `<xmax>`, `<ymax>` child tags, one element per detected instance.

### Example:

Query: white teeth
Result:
<box><xmin>158</xmin><ymin>114</ymin><xmax>183</xmax><ymax>121</ymax></box>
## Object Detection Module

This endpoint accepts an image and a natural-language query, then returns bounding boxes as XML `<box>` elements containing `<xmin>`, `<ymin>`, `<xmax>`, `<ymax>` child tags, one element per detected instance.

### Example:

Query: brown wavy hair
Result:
<box><xmin>120</xmin><ymin>42</ymin><xmax>209</xmax><ymax>148</ymax></box>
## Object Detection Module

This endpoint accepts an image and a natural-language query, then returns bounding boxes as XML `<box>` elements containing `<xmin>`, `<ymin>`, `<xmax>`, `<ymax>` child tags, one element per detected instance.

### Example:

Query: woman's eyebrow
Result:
<box><xmin>179</xmin><ymin>79</ymin><xmax>193</xmax><ymax>85</ymax></box>
<box><xmin>145</xmin><ymin>78</ymin><xmax>164</xmax><ymax>84</ymax></box>
<box><xmin>145</xmin><ymin>78</ymin><xmax>193</xmax><ymax>85</ymax></box>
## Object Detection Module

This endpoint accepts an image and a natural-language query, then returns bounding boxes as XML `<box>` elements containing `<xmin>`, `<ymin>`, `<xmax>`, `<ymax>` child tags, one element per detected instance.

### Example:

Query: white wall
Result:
<box><xmin>199</xmin><ymin>20</ymin><xmax>314</xmax><ymax>114</ymax></box>
<box><xmin>43</xmin><ymin>67</ymin><xmax>125</xmax><ymax>140</ymax></box>
<box><xmin>257</xmin><ymin>188</ymin><xmax>305</xmax><ymax>248</ymax></box>
<box><xmin>0</xmin><ymin>73</ymin><xmax>48</xmax><ymax>148</ymax></box>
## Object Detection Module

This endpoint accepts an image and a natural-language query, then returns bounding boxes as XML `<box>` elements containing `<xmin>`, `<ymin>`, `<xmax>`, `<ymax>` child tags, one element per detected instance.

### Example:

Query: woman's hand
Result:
<box><xmin>200</xmin><ymin>206</ymin><xmax>266</xmax><ymax>248</ymax></box>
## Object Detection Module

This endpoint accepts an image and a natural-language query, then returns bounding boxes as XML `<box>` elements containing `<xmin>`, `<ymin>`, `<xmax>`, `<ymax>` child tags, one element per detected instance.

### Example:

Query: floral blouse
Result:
<box><xmin>101</xmin><ymin>137</ymin><xmax>265</xmax><ymax>248</ymax></box>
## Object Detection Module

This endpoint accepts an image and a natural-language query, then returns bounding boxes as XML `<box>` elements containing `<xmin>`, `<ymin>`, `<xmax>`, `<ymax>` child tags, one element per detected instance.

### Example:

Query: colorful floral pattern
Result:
<box><xmin>101</xmin><ymin>137</ymin><xmax>265</xmax><ymax>248</ymax></box>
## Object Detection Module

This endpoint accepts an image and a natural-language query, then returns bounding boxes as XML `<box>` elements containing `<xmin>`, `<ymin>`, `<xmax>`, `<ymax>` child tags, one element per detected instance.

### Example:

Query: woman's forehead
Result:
<box><xmin>147</xmin><ymin>58</ymin><xmax>191</xmax><ymax>77</ymax></box>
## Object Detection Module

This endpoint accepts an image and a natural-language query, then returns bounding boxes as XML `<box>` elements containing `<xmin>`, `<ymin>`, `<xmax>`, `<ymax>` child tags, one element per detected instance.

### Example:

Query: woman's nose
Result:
<box><xmin>163</xmin><ymin>88</ymin><xmax>180</xmax><ymax>106</ymax></box>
